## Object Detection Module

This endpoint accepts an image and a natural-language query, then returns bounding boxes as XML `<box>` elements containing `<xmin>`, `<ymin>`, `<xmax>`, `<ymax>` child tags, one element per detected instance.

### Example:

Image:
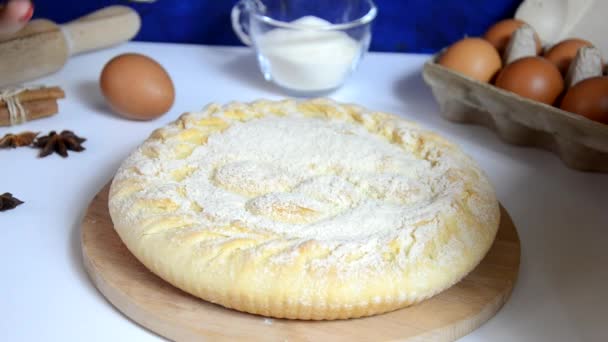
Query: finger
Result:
<box><xmin>0</xmin><ymin>0</ymin><xmax>34</xmax><ymax>37</ymax></box>
<box><xmin>1</xmin><ymin>0</ymin><xmax>34</xmax><ymax>22</ymax></box>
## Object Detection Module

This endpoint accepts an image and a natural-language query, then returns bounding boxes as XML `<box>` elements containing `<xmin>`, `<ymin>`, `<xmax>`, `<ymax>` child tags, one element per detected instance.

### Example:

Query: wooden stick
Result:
<box><xmin>0</xmin><ymin>86</ymin><xmax>65</xmax><ymax>106</ymax></box>
<box><xmin>0</xmin><ymin>99</ymin><xmax>58</xmax><ymax>126</ymax></box>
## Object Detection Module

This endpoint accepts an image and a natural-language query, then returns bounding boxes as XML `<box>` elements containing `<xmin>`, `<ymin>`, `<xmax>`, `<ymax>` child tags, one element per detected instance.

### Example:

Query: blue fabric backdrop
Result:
<box><xmin>33</xmin><ymin>0</ymin><xmax>521</xmax><ymax>53</ymax></box>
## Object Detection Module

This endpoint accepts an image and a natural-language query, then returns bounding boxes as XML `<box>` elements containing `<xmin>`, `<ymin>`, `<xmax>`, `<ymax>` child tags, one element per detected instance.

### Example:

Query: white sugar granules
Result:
<box><xmin>256</xmin><ymin>16</ymin><xmax>362</xmax><ymax>92</ymax></box>
<box><xmin>164</xmin><ymin>115</ymin><xmax>458</xmax><ymax>242</ymax></box>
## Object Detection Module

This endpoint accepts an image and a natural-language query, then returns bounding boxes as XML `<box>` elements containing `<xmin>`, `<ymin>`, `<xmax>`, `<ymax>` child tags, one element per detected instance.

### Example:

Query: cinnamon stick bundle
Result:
<box><xmin>0</xmin><ymin>86</ymin><xmax>64</xmax><ymax>106</ymax></box>
<box><xmin>0</xmin><ymin>86</ymin><xmax>64</xmax><ymax>126</ymax></box>
<box><xmin>0</xmin><ymin>99</ymin><xmax>58</xmax><ymax>126</ymax></box>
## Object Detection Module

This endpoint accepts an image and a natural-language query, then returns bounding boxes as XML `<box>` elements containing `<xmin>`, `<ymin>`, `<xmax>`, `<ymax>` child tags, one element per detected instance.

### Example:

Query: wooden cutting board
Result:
<box><xmin>81</xmin><ymin>184</ymin><xmax>520</xmax><ymax>341</ymax></box>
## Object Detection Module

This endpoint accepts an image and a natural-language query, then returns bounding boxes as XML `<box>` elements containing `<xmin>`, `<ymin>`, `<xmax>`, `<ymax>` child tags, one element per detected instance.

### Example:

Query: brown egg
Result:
<box><xmin>544</xmin><ymin>38</ymin><xmax>594</xmax><ymax>74</ymax></box>
<box><xmin>495</xmin><ymin>56</ymin><xmax>564</xmax><ymax>105</ymax></box>
<box><xmin>100</xmin><ymin>53</ymin><xmax>175</xmax><ymax>120</ymax></box>
<box><xmin>560</xmin><ymin>76</ymin><xmax>608</xmax><ymax>124</ymax></box>
<box><xmin>484</xmin><ymin>19</ymin><xmax>542</xmax><ymax>54</ymax></box>
<box><xmin>438</xmin><ymin>38</ymin><xmax>502</xmax><ymax>82</ymax></box>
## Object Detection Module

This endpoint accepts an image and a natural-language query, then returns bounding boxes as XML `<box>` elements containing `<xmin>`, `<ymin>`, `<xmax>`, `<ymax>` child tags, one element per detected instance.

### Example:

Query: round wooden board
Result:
<box><xmin>82</xmin><ymin>184</ymin><xmax>520</xmax><ymax>342</ymax></box>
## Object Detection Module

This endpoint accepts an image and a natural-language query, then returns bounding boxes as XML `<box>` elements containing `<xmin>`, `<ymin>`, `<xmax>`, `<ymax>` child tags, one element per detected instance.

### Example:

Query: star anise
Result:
<box><xmin>0</xmin><ymin>193</ymin><xmax>24</xmax><ymax>212</ymax></box>
<box><xmin>0</xmin><ymin>131</ymin><xmax>39</xmax><ymax>148</ymax></box>
<box><xmin>34</xmin><ymin>130</ymin><xmax>86</xmax><ymax>158</ymax></box>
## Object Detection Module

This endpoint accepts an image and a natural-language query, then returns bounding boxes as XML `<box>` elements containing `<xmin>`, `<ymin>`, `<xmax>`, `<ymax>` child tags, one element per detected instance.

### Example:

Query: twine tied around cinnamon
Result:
<box><xmin>0</xmin><ymin>85</ymin><xmax>43</xmax><ymax>125</ymax></box>
<box><xmin>0</xmin><ymin>86</ymin><xmax>65</xmax><ymax>127</ymax></box>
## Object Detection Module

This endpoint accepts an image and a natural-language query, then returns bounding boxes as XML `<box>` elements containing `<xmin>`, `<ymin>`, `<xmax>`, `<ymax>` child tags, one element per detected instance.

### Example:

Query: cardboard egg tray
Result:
<box><xmin>422</xmin><ymin>55</ymin><xmax>608</xmax><ymax>172</ymax></box>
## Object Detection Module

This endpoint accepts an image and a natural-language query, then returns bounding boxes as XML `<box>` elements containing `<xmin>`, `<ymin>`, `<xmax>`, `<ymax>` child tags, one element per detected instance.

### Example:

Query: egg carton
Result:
<box><xmin>422</xmin><ymin>55</ymin><xmax>608</xmax><ymax>172</ymax></box>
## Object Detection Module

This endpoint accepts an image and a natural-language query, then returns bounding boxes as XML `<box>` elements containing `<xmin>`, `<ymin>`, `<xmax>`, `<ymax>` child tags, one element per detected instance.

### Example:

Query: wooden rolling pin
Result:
<box><xmin>0</xmin><ymin>6</ymin><xmax>141</xmax><ymax>87</ymax></box>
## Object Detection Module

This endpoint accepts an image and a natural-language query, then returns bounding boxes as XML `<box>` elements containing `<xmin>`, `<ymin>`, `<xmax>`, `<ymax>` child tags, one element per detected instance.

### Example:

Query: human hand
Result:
<box><xmin>0</xmin><ymin>0</ymin><xmax>33</xmax><ymax>39</ymax></box>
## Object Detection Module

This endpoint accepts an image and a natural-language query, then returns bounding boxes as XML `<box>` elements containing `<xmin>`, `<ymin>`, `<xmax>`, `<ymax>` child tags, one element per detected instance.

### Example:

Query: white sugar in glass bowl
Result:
<box><xmin>231</xmin><ymin>0</ymin><xmax>377</xmax><ymax>96</ymax></box>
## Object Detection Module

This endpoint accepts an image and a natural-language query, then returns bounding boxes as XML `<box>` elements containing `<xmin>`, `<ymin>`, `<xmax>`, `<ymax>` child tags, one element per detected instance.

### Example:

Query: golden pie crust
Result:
<box><xmin>109</xmin><ymin>98</ymin><xmax>500</xmax><ymax>320</ymax></box>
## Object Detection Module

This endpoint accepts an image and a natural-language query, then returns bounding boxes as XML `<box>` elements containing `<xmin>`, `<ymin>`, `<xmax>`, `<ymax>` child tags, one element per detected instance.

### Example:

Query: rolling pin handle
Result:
<box><xmin>62</xmin><ymin>5</ymin><xmax>141</xmax><ymax>56</ymax></box>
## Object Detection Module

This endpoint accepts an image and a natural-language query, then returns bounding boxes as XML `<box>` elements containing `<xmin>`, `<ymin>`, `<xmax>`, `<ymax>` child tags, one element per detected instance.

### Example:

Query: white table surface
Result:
<box><xmin>1</xmin><ymin>42</ymin><xmax>607</xmax><ymax>342</ymax></box>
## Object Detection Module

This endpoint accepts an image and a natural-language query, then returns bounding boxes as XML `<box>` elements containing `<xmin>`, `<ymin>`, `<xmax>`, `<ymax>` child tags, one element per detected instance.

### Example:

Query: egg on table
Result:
<box><xmin>100</xmin><ymin>53</ymin><xmax>175</xmax><ymax>120</ymax></box>
<box><xmin>438</xmin><ymin>38</ymin><xmax>502</xmax><ymax>83</ymax></box>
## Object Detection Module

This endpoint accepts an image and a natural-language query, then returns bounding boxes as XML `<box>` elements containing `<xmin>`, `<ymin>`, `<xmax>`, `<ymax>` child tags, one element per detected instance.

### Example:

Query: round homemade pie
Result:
<box><xmin>109</xmin><ymin>98</ymin><xmax>500</xmax><ymax>320</ymax></box>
